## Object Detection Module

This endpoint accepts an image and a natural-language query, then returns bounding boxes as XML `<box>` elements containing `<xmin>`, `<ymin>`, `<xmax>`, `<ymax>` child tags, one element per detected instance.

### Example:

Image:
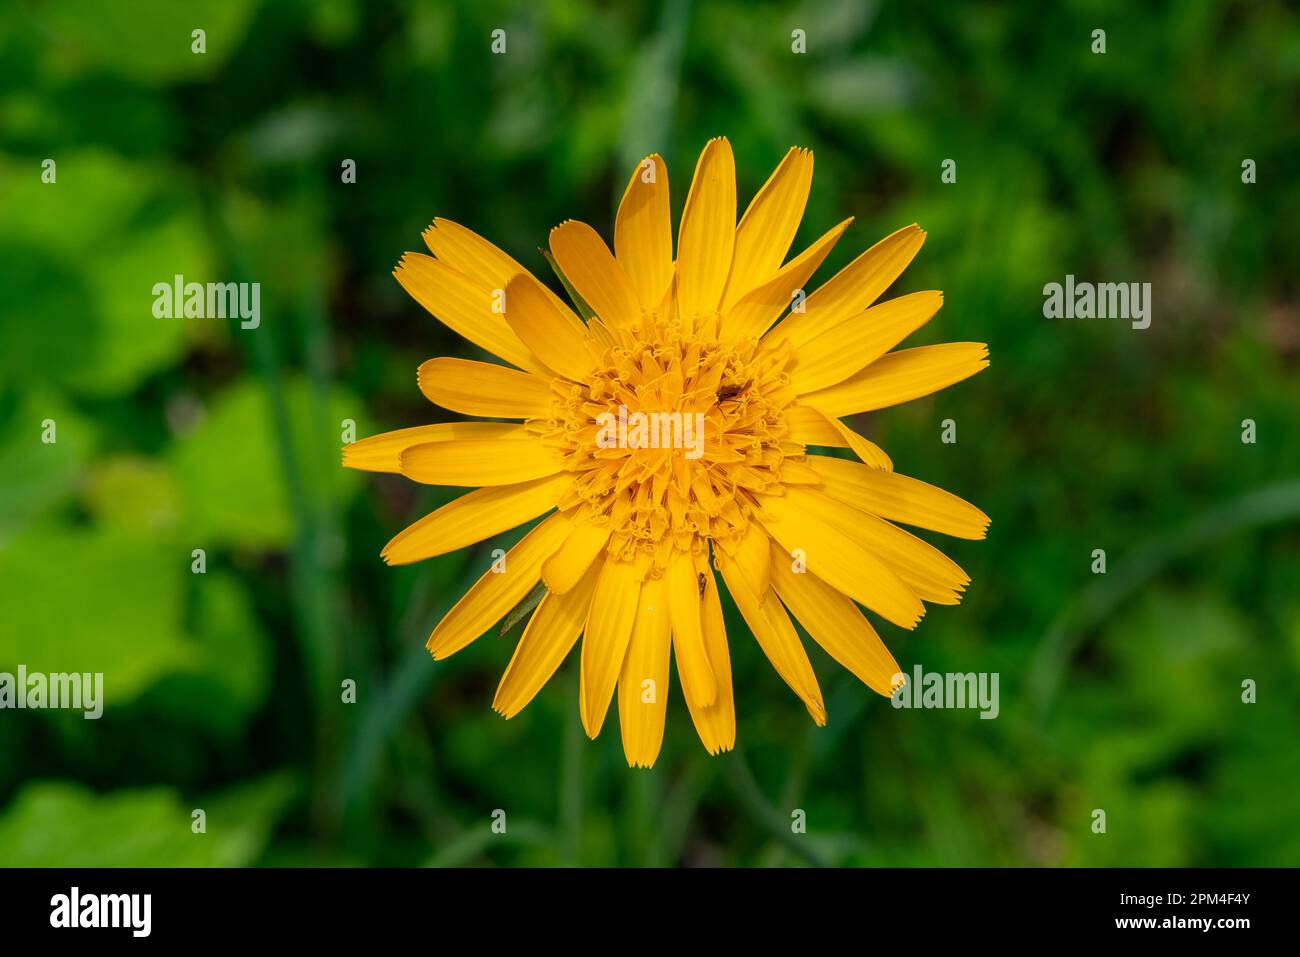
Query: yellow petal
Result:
<box><xmin>614</xmin><ymin>153</ymin><xmax>673</xmax><ymax>311</ymax></box>
<box><xmin>833</xmin><ymin>421</ymin><xmax>894</xmax><ymax>470</ymax></box>
<box><xmin>754</xmin><ymin>485</ymin><xmax>924</xmax><ymax>629</ymax></box>
<box><xmin>551</xmin><ymin>220</ymin><xmax>642</xmax><ymax>329</ymax></box>
<box><xmin>717</xmin><ymin>550</ymin><xmax>825</xmax><ymax>725</ymax></box>
<box><xmin>722</xmin><ymin>520</ymin><xmax>770</xmax><ymax>602</ymax></box>
<box><xmin>617</xmin><ymin>575</ymin><xmax>672</xmax><ymax>768</ymax></box>
<box><xmin>503</xmin><ymin>271</ymin><xmax>592</xmax><ymax>380</ymax></box>
<box><xmin>721</xmin><ymin>147</ymin><xmax>814</xmax><ymax>312</ymax></box>
<box><xmin>427</xmin><ymin>513</ymin><xmax>572</xmax><ymax>659</ymax></box>
<box><xmin>541</xmin><ymin>521</ymin><xmax>611</xmax><ymax>594</ymax></box>
<box><xmin>784</xmin><ymin>404</ymin><xmax>846</xmax><ymax>446</ymax></box>
<box><xmin>494</xmin><ymin>563</ymin><xmax>600</xmax><ymax>718</ymax></box>
<box><xmin>423</xmin><ymin>217</ymin><xmax>528</xmax><ymax>287</ymax></box>
<box><xmin>842</xmin><ymin>508</ymin><xmax>971</xmax><ymax>605</ymax></box>
<box><xmin>777</xmin><ymin>457</ymin><xmax>822</xmax><ymax>484</ymax></box>
<box><xmin>579</xmin><ymin>556</ymin><xmax>643</xmax><ymax>738</ymax></box>
<box><xmin>381</xmin><ymin>473</ymin><xmax>568</xmax><ymax>566</ymax></box>
<box><xmin>417</xmin><ymin>356</ymin><xmax>554</xmax><ymax>419</ymax></box>
<box><xmin>399</xmin><ymin>437</ymin><xmax>563</xmax><ymax>486</ymax></box>
<box><xmin>768</xmin><ymin>552</ymin><xmax>901</xmax><ymax>698</ymax></box>
<box><xmin>423</xmin><ymin>217</ymin><xmax>574</xmax><ymax>320</ymax></box>
<box><xmin>665</xmin><ymin>549</ymin><xmax>716</xmax><ymax>708</ymax></box>
<box><xmin>722</xmin><ymin>218</ymin><xmax>851</xmax><ymax>341</ymax></box>
<box><xmin>800</xmin><ymin>343</ymin><xmax>989</xmax><ymax>416</ymax></box>
<box><xmin>786</xmin><ymin>404</ymin><xmax>894</xmax><ymax>470</ymax></box>
<box><xmin>676</xmin><ymin>137</ymin><xmax>736</xmax><ymax>322</ymax></box>
<box><xmin>808</xmin><ymin>456</ymin><xmax>990</xmax><ymax>539</ymax></box>
<box><xmin>681</xmin><ymin>550</ymin><xmax>735</xmax><ymax>754</ymax></box>
<box><xmin>394</xmin><ymin>253</ymin><xmax>547</xmax><ymax>376</ymax></box>
<box><xmin>767</xmin><ymin>224</ymin><xmax>926</xmax><ymax>350</ymax></box>
<box><xmin>343</xmin><ymin>422</ymin><xmax>528</xmax><ymax>473</ymax></box>
<box><xmin>771</xmin><ymin>480</ymin><xmax>974</xmax><ymax>605</ymax></box>
<box><xmin>789</xmin><ymin>290</ymin><xmax>944</xmax><ymax>393</ymax></box>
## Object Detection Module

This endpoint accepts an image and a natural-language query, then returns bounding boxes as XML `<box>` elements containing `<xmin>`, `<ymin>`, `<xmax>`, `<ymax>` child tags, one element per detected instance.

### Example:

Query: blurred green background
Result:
<box><xmin>2</xmin><ymin>0</ymin><xmax>1298</xmax><ymax>867</ymax></box>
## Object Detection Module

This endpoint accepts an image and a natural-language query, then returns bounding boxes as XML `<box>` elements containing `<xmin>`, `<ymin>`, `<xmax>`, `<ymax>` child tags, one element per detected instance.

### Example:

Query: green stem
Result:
<box><xmin>1029</xmin><ymin>476</ymin><xmax>1300</xmax><ymax>716</ymax></box>
<box><xmin>558</xmin><ymin>670</ymin><xmax>584</xmax><ymax>866</ymax></box>
<box><xmin>205</xmin><ymin>193</ymin><xmax>340</xmax><ymax>834</ymax></box>
<box><xmin>424</xmin><ymin>821</ymin><xmax>553</xmax><ymax>868</ymax></box>
<box><xmin>723</xmin><ymin>748</ymin><xmax>829</xmax><ymax>868</ymax></box>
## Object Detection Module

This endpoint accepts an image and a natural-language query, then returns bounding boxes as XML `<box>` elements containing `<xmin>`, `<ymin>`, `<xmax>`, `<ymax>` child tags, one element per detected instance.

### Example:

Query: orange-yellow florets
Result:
<box><xmin>534</xmin><ymin>311</ymin><xmax>801</xmax><ymax>572</ymax></box>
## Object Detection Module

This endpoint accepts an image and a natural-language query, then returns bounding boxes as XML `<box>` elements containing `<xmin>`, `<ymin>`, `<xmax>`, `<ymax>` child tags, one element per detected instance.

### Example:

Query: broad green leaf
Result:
<box><xmin>32</xmin><ymin>0</ymin><xmax>259</xmax><ymax>84</ymax></box>
<box><xmin>169</xmin><ymin>376</ymin><xmax>362</xmax><ymax>549</ymax></box>
<box><xmin>0</xmin><ymin>151</ymin><xmax>211</xmax><ymax>395</ymax></box>
<box><xmin>82</xmin><ymin>454</ymin><xmax>182</xmax><ymax>539</ymax></box>
<box><xmin>0</xmin><ymin>391</ymin><xmax>96</xmax><ymax>544</ymax></box>
<box><xmin>0</xmin><ymin>524</ymin><xmax>193</xmax><ymax>701</ymax></box>
<box><xmin>0</xmin><ymin>772</ymin><xmax>298</xmax><ymax>867</ymax></box>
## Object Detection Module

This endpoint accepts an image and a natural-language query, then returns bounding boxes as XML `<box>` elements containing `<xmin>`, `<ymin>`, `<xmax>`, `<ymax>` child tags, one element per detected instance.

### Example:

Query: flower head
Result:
<box><xmin>346</xmin><ymin>138</ymin><xmax>989</xmax><ymax>767</ymax></box>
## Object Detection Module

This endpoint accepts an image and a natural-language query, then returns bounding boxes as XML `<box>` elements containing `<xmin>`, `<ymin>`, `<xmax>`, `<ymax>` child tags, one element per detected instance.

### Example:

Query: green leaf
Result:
<box><xmin>0</xmin><ymin>772</ymin><xmax>298</xmax><ymax>866</ymax></box>
<box><xmin>82</xmin><ymin>454</ymin><xmax>182</xmax><ymax>540</ymax></box>
<box><xmin>169</xmin><ymin>376</ymin><xmax>361</xmax><ymax>549</ymax></box>
<box><xmin>32</xmin><ymin>0</ymin><xmax>260</xmax><ymax>84</ymax></box>
<box><xmin>0</xmin><ymin>391</ymin><xmax>96</xmax><ymax>543</ymax></box>
<box><xmin>0</xmin><ymin>524</ymin><xmax>194</xmax><ymax>702</ymax></box>
<box><xmin>0</xmin><ymin>151</ymin><xmax>211</xmax><ymax>395</ymax></box>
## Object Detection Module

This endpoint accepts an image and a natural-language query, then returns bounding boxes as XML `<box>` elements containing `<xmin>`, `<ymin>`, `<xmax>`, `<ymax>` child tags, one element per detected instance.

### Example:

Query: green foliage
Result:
<box><xmin>0</xmin><ymin>0</ymin><xmax>1297</xmax><ymax>867</ymax></box>
<box><xmin>0</xmin><ymin>524</ymin><xmax>195</xmax><ymax>701</ymax></box>
<box><xmin>0</xmin><ymin>151</ymin><xmax>211</xmax><ymax>394</ymax></box>
<box><xmin>0</xmin><ymin>773</ymin><xmax>298</xmax><ymax>867</ymax></box>
<box><xmin>170</xmin><ymin>377</ymin><xmax>361</xmax><ymax>549</ymax></box>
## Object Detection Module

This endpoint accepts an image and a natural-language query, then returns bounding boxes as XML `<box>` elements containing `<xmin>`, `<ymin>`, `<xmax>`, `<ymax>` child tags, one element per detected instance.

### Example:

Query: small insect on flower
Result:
<box><xmin>345</xmin><ymin>137</ymin><xmax>990</xmax><ymax>768</ymax></box>
<box><xmin>715</xmin><ymin>380</ymin><xmax>749</xmax><ymax>402</ymax></box>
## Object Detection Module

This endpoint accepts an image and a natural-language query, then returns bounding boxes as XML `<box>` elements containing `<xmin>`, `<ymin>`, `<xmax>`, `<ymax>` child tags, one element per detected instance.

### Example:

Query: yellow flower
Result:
<box><xmin>346</xmin><ymin>137</ymin><xmax>989</xmax><ymax>768</ymax></box>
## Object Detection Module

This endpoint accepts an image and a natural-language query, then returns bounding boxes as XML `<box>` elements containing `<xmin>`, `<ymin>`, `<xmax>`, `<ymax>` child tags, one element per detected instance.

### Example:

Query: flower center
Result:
<box><xmin>537</xmin><ymin>313</ymin><xmax>798</xmax><ymax>570</ymax></box>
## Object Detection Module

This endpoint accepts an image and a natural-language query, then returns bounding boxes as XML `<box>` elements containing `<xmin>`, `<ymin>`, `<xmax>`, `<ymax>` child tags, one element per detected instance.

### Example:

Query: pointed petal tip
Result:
<box><xmin>501</xmin><ymin>270</ymin><xmax>531</xmax><ymax>293</ymax></box>
<box><xmin>808</xmin><ymin>700</ymin><xmax>828</xmax><ymax>726</ymax></box>
<box><xmin>427</xmin><ymin>627</ymin><xmax>463</xmax><ymax>660</ymax></box>
<box><xmin>701</xmin><ymin>135</ymin><xmax>734</xmax><ymax>157</ymax></box>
